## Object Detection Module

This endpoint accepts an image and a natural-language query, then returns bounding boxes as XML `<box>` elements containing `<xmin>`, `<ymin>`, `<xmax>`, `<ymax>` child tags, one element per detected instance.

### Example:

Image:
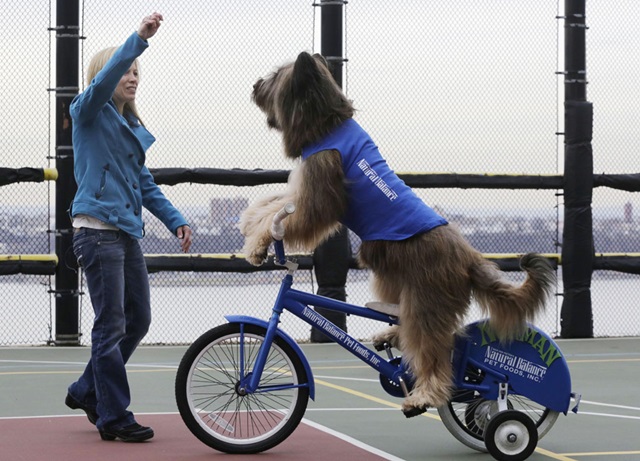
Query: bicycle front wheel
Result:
<box><xmin>175</xmin><ymin>323</ymin><xmax>310</xmax><ymax>454</ymax></box>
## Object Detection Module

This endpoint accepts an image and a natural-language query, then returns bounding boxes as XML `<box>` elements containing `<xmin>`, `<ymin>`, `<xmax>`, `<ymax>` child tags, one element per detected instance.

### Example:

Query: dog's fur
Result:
<box><xmin>240</xmin><ymin>52</ymin><xmax>555</xmax><ymax>412</ymax></box>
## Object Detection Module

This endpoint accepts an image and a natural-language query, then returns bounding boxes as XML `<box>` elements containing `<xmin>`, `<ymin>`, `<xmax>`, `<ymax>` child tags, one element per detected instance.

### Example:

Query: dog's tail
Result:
<box><xmin>470</xmin><ymin>253</ymin><xmax>555</xmax><ymax>341</ymax></box>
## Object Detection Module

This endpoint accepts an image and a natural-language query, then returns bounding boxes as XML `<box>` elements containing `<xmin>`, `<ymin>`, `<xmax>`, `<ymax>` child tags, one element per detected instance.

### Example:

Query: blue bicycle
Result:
<box><xmin>175</xmin><ymin>204</ymin><xmax>579</xmax><ymax>461</ymax></box>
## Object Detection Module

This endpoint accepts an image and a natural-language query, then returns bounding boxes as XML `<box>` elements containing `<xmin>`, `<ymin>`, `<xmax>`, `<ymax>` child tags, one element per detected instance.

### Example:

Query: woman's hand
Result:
<box><xmin>176</xmin><ymin>225</ymin><xmax>193</xmax><ymax>253</ymax></box>
<box><xmin>137</xmin><ymin>12</ymin><xmax>163</xmax><ymax>41</ymax></box>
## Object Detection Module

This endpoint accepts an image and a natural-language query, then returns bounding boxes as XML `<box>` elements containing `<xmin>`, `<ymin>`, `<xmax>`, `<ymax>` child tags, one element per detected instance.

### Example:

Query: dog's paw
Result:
<box><xmin>402</xmin><ymin>396</ymin><xmax>431</xmax><ymax>417</ymax></box>
<box><xmin>246</xmin><ymin>249</ymin><xmax>268</xmax><ymax>266</ymax></box>
<box><xmin>401</xmin><ymin>404</ymin><xmax>429</xmax><ymax>418</ymax></box>
<box><xmin>371</xmin><ymin>336</ymin><xmax>395</xmax><ymax>351</ymax></box>
<box><xmin>371</xmin><ymin>328</ymin><xmax>399</xmax><ymax>350</ymax></box>
<box><xmin>405</xmin><ymin>386</ymin><xmax>450</xmax><ymax>410</ymax></box>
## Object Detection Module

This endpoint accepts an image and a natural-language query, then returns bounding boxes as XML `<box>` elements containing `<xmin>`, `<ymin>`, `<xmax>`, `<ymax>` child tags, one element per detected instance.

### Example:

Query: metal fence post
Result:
<box><xmin>310</xmin><ymin>0</ymin><xmax>351</xmax><ymax>342</ymax></box>
<box><xmin>53</xmin><ymin>0</ymin><xmax>80</xmax><ymax>345</ymax></box>
<box><xmin>560</xmin><ymin>0</ymin><xmax>594</xmax><ymax>337</ymax></box>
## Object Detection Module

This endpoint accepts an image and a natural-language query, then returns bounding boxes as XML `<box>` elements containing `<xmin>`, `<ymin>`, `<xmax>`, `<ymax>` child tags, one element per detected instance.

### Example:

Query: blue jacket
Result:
<box><xmin>302</xmin><ymin>118</ymin><xmax>447</xmax><ymax>241</ymax></box>
<box><xmin>70</xmin><ymin>32</ymin><xmax>187</xmax><ymax>239</ymax></box>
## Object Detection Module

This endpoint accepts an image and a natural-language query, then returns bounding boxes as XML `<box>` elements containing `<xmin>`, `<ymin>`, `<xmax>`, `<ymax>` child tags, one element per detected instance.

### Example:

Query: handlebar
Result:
<box><xmin>271</xmin><ymin>202</ymin><xmax>296</xmax><ymax>240</ymax></box>
<box><xmin>272</xmin><ymin>203</ymin><xmax>295</xmax><ymax>265</ymax></box>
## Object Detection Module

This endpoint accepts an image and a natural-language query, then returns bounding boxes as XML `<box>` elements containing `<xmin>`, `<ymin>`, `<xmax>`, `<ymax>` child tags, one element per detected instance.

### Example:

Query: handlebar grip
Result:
<box><xmin>271</xmin><ymin>203</ymin><xmax>296</xmax><ymax>240</ymax></box>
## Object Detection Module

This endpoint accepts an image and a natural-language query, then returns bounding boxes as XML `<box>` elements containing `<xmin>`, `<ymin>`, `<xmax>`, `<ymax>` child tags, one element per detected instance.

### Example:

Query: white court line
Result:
<box><xmin>301</xmin><ymin>417</ymin><xmax>405</xmax><ymax>461</ymax></box>
<box><xmin>575</xmin><ymin>411</ymin><xmax>640</xmax><ymax>421</ymax></box>
<box><xmin>307</xmin><ymin>408</ymin><xmax>400</xmax><ymax>411</ymax></box>
<box><xmin>0</xmin><ymin>414</ymin><xmax>95</xmax><ymax>421</ymax></box>
<box><xmin>579</xmin><ymin>399</ymin><xmax>640</xmax><ymax>412</ymax></box>
<box><xmin>315</xmin><ymin>374</ymin><xmax>378</xmax><ymax>383</ymax></box>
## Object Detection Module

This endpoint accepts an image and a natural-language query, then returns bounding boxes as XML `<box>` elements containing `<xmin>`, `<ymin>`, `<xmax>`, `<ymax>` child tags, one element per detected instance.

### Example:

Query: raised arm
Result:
<box><xmin>70</xmin><ymin>13</ymin><xmax>163</xmax><ymax>123</ymax></box>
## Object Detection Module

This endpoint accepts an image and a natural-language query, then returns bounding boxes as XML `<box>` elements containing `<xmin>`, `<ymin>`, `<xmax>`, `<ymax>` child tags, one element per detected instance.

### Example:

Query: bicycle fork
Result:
<box><xmin>237</xmin><ymin>309</ymin><xmax>287</xmax><ymax>395</ymax></box>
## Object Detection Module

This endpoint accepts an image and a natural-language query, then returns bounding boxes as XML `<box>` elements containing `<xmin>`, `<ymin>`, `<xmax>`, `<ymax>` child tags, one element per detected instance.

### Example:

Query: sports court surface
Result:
<box><xmin>1</xmin><ymin>336</ymin><xmax>639</xmax><ymax>461</ymax></box>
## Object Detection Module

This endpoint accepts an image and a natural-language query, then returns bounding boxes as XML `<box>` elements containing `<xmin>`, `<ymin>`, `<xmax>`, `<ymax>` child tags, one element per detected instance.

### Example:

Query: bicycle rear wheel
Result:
<box><xmin>175</xmin><ymin>323</ymin><xmax>310</xmax><ymax>454</ymax></box>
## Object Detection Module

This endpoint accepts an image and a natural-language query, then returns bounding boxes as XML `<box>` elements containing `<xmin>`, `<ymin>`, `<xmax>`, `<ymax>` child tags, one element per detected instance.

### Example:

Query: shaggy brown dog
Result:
<box><xmin>240</xmin><ymin>52</ymin><xmax>555</xmax><ymax>415</ymax></box>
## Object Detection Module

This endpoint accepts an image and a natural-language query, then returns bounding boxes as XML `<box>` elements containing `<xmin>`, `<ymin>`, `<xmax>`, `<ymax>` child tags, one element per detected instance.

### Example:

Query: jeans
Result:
<box><xmin>311</xmin><ymin>225</ymin><xmax>350</xmax><ymax>342</ymax></box>
<box><xmin>68</xmin><ymin>228</ymin><xmax>151</xmax><ymax>430</ymax></box>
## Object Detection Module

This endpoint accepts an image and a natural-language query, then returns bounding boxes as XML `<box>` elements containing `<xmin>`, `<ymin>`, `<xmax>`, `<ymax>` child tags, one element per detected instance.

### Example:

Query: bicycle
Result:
<box><xmin>175</xmin><ymin>204</ymin><xmax>580</xmax><ymax>461</ymax></box>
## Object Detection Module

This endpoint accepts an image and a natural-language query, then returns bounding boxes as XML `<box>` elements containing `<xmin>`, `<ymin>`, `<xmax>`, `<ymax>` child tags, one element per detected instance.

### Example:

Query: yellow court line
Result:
<box><xmin>0</xmin><ymin>368</ymin><xmax>174</xmax><ymax>376</ymax></box>
<box><xmin>314</xmin><ymin>378</ymin><xmax>439</xmax><ymax>421</ymax></box>
<box><xmin>561</xmin><ymin>451</ymin><xmax>640</xmax><ymax>457</ymax></box>
<box><xmin>535</xmin><ymin>447</ymin><xmax>579</xmax><ymax>461</ymax></box>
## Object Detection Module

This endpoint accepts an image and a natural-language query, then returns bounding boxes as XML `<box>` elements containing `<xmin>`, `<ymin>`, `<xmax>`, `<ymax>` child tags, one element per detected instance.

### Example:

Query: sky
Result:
<box><xmin>1</xmin><ymin>0</ymin><xmax>639</xmax><ymax>216</ymax></box>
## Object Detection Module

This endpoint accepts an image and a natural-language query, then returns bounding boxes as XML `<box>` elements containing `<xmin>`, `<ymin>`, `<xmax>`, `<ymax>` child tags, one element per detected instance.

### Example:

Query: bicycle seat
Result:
<box><xmin>365</xmin><ymin>301</ymin><xmax>400</xmax><ymax>317</ymax></box>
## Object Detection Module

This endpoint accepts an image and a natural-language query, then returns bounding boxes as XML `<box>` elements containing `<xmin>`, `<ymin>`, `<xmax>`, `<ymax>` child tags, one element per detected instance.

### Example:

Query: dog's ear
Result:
<box><xmin>291</xmin><ymin>51</ymin><xmax>323</xmax><ymax>98</ymax></box>
<box><xmin>312</xmin><ymin>53</ymin><xmax>330</xmax><ymax>70</ymax></box>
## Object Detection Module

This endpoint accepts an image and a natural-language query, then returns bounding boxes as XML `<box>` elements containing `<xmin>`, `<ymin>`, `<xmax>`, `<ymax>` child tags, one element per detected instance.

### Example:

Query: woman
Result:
<box><xmin>64</xmin><ymin>13</ymin><xmax>192</xmax><ymax>442</ymax></box>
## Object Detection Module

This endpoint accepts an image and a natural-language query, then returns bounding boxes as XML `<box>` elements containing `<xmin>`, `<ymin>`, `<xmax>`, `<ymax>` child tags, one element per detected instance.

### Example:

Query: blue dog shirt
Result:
<box><xmin>301</xmin><ymin>118</ymin><xmax>447</xmax><ymax>241</ymax></box>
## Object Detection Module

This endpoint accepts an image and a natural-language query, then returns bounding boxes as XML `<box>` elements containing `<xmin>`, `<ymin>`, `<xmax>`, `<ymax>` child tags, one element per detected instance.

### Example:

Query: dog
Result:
<box><xmin>240</xmin><ymin>51</ymin><xmax>555</xmax><ymax>416</ymax></box>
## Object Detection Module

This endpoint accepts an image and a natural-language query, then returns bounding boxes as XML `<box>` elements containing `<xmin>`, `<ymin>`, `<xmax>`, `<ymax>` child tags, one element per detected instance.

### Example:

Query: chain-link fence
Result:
<box><xmin>2</xmin><ymin>1</ymin><xmax>639</xmax><ymax>346</ymax></box>
<box><xmin>1</xmin><ymin>1</ymin><xmax>54</xmax><ymax>345</ymax></box>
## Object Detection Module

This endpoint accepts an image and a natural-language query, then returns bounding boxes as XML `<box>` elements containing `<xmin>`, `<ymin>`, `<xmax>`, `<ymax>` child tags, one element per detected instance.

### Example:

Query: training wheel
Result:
<box><xmin>464</xmin><ymin>398</ymin><xmax>514</xmax><ymax>435</ymax></box>
<box><xmin>484</xmin><ymin>410</ymin><xmax>538</xmax><ymax>461</ymax></box>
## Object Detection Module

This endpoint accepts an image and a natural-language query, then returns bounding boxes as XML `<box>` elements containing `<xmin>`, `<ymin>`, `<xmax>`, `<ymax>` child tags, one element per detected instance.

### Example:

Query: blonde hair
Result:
<box><xmin>86</xmin><ymin>46</ymin><xmax>144</xmax><ymax>125</ymax></box>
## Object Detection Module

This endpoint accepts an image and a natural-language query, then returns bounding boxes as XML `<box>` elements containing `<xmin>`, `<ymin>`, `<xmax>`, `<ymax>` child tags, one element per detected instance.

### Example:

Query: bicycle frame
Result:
<box><xmin>239</xmin><ymin>240</ymin><xmax>411</xmax><ymax>396</ymax></box>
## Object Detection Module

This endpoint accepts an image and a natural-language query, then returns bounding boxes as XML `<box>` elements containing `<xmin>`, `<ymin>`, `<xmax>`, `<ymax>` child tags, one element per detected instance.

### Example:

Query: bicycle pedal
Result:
<box><xmin>373</xmin><ymin>341</ymin><xmax>387</xmax><ymax>352</ymax></box>
<box><xmin>402</xmin><ymin>405</ymin><xmax>428</xmax><ymax>418</ymax></box>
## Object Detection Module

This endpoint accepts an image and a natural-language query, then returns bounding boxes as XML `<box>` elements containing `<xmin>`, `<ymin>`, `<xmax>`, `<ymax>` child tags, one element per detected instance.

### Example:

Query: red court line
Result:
<box><xmin>0</xmin><ymin>413</ymin><xmax>390</xmax><ymax>461</ymax></box>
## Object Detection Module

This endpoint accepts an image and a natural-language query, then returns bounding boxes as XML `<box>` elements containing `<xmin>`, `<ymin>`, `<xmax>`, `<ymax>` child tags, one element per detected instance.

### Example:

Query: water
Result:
<box><xmin>2</xmin><ymin>273</ymin><xmax>639</xmax><ymax>346</ymax></box>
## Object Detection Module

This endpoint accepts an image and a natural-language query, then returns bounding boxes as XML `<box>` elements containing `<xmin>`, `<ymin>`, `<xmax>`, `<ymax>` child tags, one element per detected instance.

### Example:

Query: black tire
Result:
<box><xmin>175</xmin><ymin>323</ymin><xmax>310</xmax><ymax>454</ymax></box>
<box><xmin>484</xmin><ymin>410</ymin><xmax>538</xmax><ymax>461</ymax></box>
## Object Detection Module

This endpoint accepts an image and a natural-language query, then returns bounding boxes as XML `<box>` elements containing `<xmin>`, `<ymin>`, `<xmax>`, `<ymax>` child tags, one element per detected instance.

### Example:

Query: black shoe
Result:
<box><xmin>99</xmin><ymin>423</ymin><xmax>154</xmax><ymax>442</ymax></box>
<box><xmin>65</xmin><ymin>393</ymin><xmax>98</xmax><ymax>425</ymax></box>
